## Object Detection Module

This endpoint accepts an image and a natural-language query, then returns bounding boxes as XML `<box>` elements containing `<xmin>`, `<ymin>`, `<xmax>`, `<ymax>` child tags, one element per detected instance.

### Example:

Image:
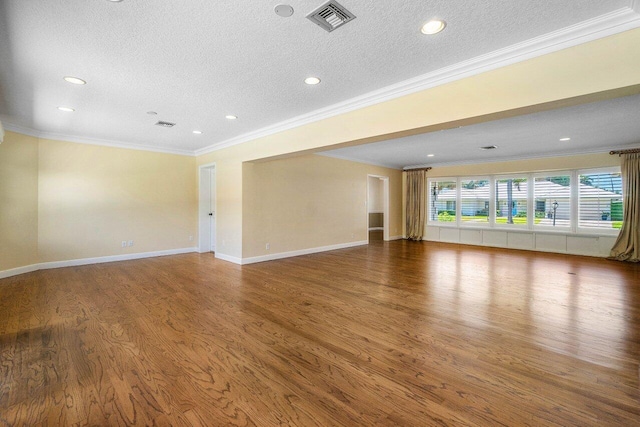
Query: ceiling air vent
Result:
<box><xmin>306</xmin><ymin>1</ymin><xmax>356</xmax><ymax>33</ymax></box>
<box><xmin>480</xmin><ymin>145</ymin><xmax>498</xmax><ymax>150</ymax></box>
<box><xmin>155</xmin><ymin>121</ymin><xmax>176</xmax><ymax>128</ymax></box>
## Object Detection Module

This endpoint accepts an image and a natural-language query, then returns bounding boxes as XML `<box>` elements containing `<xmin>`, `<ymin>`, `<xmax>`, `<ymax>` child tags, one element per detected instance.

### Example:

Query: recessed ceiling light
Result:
<box><xmin>225</xmin><ymin>115</ymin><xmax>238</xmax><ymax>120</ymax></box>
<box><xmin>304</xmin><ymin>77</ymin><xmax>321</xmax><ymax>85</ymax></box>
<box><xmin>57</xmin><ymin>106</ymin><xmax>75</xmax><ymax>112</ymax></box>
<box><xmin>421</xmin><ymin>19</ymin><xmax>446</xmax><ymax>35</ymax></box>
<box><xmin>107</xmin><ymin>0</ymin><xmax>124</xmax><ymax>2</ymax></box>
<box><xmin>147</xmin><ymin>111</ymin><xmax>158</xmax><ymax>115</ymax></box>
<box><xmin>559</xmin><ymin>137</ymin><xmax>571</xmax><ymax>141</ymax></box>
<box><xmin>192</xmin><ymin>130</ymin><xmax>202</xmax><ymax>134</ymax></box>
<box><xmin>427</xmin><ymin>154</ymin><xmax>435</xmax><ymax>157</ymax></box>
<box><xmin>63</xmin><ymin>76</ymin><xmax>86</xmax><ymax>85</ymax></box>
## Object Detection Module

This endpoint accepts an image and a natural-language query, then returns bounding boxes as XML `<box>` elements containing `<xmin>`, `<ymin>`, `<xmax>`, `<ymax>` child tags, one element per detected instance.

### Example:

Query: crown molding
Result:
<box><xmin>196</xmin><ymin>7</ymin><xmax>640</xmax><ymax>157</ymax></box>
<box><xmin>2</xmin><ymin>122</ymin><xmax>195</xmax><ymax>156</ymax></box>
<box><xmin>403</xmin><ymin>147</ymin><xmax>629</xmax><ymax>170</ymax></box>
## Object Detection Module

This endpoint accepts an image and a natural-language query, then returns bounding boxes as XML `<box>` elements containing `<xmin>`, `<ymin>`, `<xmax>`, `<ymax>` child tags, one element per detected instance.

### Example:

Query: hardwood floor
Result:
<box><xmin>1</xmin><ymin>241</ymin><xmax>639</xmax><ymax>426</ymax></box>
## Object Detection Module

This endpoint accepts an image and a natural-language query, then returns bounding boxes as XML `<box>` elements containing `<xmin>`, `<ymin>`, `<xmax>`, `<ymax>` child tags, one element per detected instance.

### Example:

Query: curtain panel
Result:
<box><xmin>610</xmin><ymin>153</ymin><xmax>640</xmax><ymax>262</ymax></box>
<box><xmin>405</xmin><ymin>170</ymin><xmax>426</xmax><ymax>240</ymax></box>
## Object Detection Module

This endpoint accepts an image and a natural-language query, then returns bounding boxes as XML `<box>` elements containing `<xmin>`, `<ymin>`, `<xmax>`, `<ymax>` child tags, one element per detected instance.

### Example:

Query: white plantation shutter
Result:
<box><xmin>578</xmin><ymin>172</ymin><xmax>623</xmax><ymax>230</ymax></box>
<box><xmin>428</xmin><ymin>179</ymin><xmax>457</xmax><ymax>224</ymax></box>
<box><xmin>533</xmin><ymin>175</ymin><xmax>571</xmax><ymax>229</ymax></box>
<box><xmin>460</xmin><ymin>179</ymin><xmax>490</xmax><ymax>224</ymax></box>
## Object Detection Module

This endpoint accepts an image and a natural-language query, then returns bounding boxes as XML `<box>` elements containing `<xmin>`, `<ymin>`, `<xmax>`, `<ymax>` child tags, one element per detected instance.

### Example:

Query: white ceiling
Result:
<box><xmin>320</xmin><ymin>93</ymin><xmax>640</xmax><ymax>169</ymax></box>
<box><xmin>0</xmin><ymin>0</ymin><xmax>638</xmax><ymax>156</ymax></box>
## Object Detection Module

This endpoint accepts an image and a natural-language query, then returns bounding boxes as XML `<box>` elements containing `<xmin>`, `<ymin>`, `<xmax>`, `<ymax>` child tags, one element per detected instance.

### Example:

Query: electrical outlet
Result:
<box><xmin>128</xmin><ymin>240</ymin><xmax>134</xmax><ymax>247</ymax></box>
<box><xmin>121</xmin><ymin>241</ymin><xmax>127</xmax><ymax>248</ymax></box>
<box><xmin>266</xmin><ymin>243</ymin><xmax>270</xmax><ymax>250</ymax></box>
<box><xmin>189</xmin><ymin>235</ymin><xmax>193</xmax><ymax>241</ymax></box>
<box><xmin>222</xmin><ymin>240</ymin><xmax>225</xmax><ymax>246</ymax></box>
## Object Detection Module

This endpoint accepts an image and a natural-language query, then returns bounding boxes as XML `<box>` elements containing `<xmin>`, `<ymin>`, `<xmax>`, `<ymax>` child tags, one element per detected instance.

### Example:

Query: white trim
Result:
<box><xmin>424</xmin><ymin>226</ymin><xmax>617</xmax><ymax>258</ymax></box>
<box><xmin>632</xmin><ymin>0</ymin><xmax>640</xmax><ymax>13</ymax></box>
<box><xmin>2</xmin><ymin>123</ymin><xmax>194</xmax><ymax>157</ymax></box>
<box><xmin>195</xmin><ymin>8</ymin><xmax>640</xmax><ymax>156</ymax></box>
<box><xmin>241</xmin><ymin>241</ymin><xmax>368</xmax><ymax>265</ymax></box>
<box><xmin>0</xmin><ymin>264</ymin><xmax>40</xmax><ymax>280</ymax></box>
<box><xmin>404</xmin><ymin>145</ymin><xmax>633</xmax><ymax>170</ymax></box>
<box><xmin>39</xmin><ymin>247</ymin><xmax>198</xmax><ymax>270</ymax></box>
<box><xmin>389</xmin><ymin>235</ymin><xmax>404</xmax><ymax>241</ymax></box>
<box><xmin>0</xmin><ymin>247</ymin><xmax>198</xmax><ymax>280</ymax></box>
<box><xmin>214</xmin><ymin>252</ymin><xmax>243</xmax><ymax>265</ymax></box>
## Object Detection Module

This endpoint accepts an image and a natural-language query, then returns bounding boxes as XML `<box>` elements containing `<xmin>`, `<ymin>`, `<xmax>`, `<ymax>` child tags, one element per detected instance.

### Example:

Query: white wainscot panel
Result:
<box><xmin>439</xmin><ymin>227</ymin><xmax>460</xmax><ymax>243</ymax></box>
<box><xmin>535</xmin><ymin>234</ymin><xmax>567</xmax><ymax>253</ymax></box>
<box><xmin>482</xmin><ymin>230</ymin><xmax>507</xmax><ymax>247</ymax></box>
<box><xmin>567</xmin><ymin>236</ymin><xmax>600</xmax><ymax>256</ymax></box>
<box><xmin>597</xmin><ymin>236</ymin><xmax>617</xmax><ymax>257</ymax></box>
<box><xmin>507</xmin><ymin>232</ymin><xmax>534</xmax><ymax>250</ymax></box>
<box><xmin>460</xmin><ymin>229</ymin><xmax>482</xmax><ymax>245</ymax></box>
<box><xmin>425</xmin><ymin>226</ymin><xmax>441</xmax><ymax>241</ymax></box>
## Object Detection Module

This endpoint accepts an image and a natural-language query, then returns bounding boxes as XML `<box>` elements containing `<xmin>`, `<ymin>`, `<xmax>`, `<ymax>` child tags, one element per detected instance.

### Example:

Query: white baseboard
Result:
<box><xmin>241</xmin><ymin>240</ymin><xmax>368</xmax><ymax>265</ymax></box>
<box><xmin>0</xmin><ymin>247</ymin><xmax>198</xmax><ymax>280</ymax></box>
<box><xmin>388</xmin><ymin>235</ymin><xmax>404</xmax><ymax>241</ymax></box>
<box><xmin>0</xmin><ymin>264</ymin><xmax>40</xmax><ymax>280</ymax></box>
<box><xmin>214</xmin><ymin>252</ymin><xmax>243</xmax><ymax>265</ymax></box>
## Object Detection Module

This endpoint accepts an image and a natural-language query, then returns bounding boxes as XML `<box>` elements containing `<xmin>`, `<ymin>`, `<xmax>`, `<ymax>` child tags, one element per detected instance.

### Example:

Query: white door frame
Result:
<box><xmin>198</xmin><ymin>163</ymin><xmax>216</xmax><ymax>253</ymax></box>
<box><xmin>367</xmin><ymin>175</ymin><xmax>390</xmax><ymax>242</ymax></box>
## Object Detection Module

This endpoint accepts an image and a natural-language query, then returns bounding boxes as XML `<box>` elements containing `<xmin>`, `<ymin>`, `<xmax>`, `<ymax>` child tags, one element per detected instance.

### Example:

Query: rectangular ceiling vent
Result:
<box><xmin>155</xmin><ymin>121</ymin><xmax>176</xmax><ymax>128</ymax></box>
<box><xmin>306</xmin><ymin>1</ymin><xmax>356</xmax><ymax>33</ymax></box>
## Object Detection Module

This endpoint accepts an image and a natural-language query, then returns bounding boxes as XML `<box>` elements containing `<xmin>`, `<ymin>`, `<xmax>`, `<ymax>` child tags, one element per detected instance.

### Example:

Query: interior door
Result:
<box><xmin>209</xmin><ymin>168</ymin><xmax>216</xmax><ymax>252</ymax></box>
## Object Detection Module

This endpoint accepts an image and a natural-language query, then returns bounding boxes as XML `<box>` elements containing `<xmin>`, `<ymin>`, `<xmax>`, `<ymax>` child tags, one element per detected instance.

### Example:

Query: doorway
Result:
<box><xmin>199</xmin><ymin>164</ymin><xmax>216</xmax><ymax>253</ymax></box>
<box><xmin>367</xmin><ymin>175</ymin><xmax>389</xmax><ymax>243</ymax></box>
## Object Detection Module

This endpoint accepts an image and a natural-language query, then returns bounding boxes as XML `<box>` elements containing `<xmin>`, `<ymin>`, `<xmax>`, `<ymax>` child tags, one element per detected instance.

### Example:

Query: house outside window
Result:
<box><xmin>428</xmin><ymin>179</ymin><xmax>457</xmax><ymax>224</ymax></box>
<box><xmin>578</xmin><ymin>170</ymin><xmax>623</xmax><ymax>232</ymax></box>
<box><xmin>460</xmin><ymin>179</ymin><xmax>490</xmax><ymax>224</ymax></box>
<box><xmin>534</xmin><ymin>174</ymin><xmax>571</xmax><ymax>229</ymax></box>
<box><xmin>495</xmin><ymin>177</ymin><xmax>528</xmax><ymax>227</ymax></box>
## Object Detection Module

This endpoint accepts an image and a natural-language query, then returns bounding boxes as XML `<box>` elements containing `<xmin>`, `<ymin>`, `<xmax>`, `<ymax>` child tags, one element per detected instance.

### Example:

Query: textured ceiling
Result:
<box><xmin>320</xmin><ymin>93</ymin><xmax>640</xmax><ymax>169</ymax></box>
<box><xmin>0</xmin><ymin>0</ymin><xmax>636</xmax><ymax>155</ymax></box>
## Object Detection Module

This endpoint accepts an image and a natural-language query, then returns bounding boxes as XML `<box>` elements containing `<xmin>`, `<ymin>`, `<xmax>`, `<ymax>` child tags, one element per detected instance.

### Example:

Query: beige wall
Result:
<box><xmin>0</xmin><ymin>131</ymin><xmax>39</xmax><ymax>271</ymax></box>
<box><xmin>242</xmin><ymin>155</ymin><xmax>402</xmax><ymax>258</ymax></box>
<box><xmin>37</xmin><ymin>138</ymin><xmax>198</xmax><ymax>263</ymax></box>
<box><xmin>0</xmin><ymin>131</ymin><xmax>198</xmax><ymax>273</ymax></box>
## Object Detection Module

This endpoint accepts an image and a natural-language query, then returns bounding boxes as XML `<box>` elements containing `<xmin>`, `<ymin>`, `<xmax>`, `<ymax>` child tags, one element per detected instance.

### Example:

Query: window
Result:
<box><xmin>428</xmin><ymin>179</ymin><xmax>456</xmax><ymax>224</ymax></box>
<box><xmin>534</xmin><ymin>174</ymin><xmax>571</xmax><ymax>229</ymax></box>
<box><xmin>495</xmin><ymin>177</ymin><xmax>528</xmax><ymax>226</ymax></box>
<box><xmin>460</xmin><ymin>179</ymin><xmax>490</xmax><ymax>224</ymax></box>
<box><xmin>578</xmin><ymin>171</ymin><xmax>623</xmax><ymax>231</ymax></box>
<box><xmin>425</xmin><ymin>167</ymin><xmax>622</xmax><ymax>236</ymax></box>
